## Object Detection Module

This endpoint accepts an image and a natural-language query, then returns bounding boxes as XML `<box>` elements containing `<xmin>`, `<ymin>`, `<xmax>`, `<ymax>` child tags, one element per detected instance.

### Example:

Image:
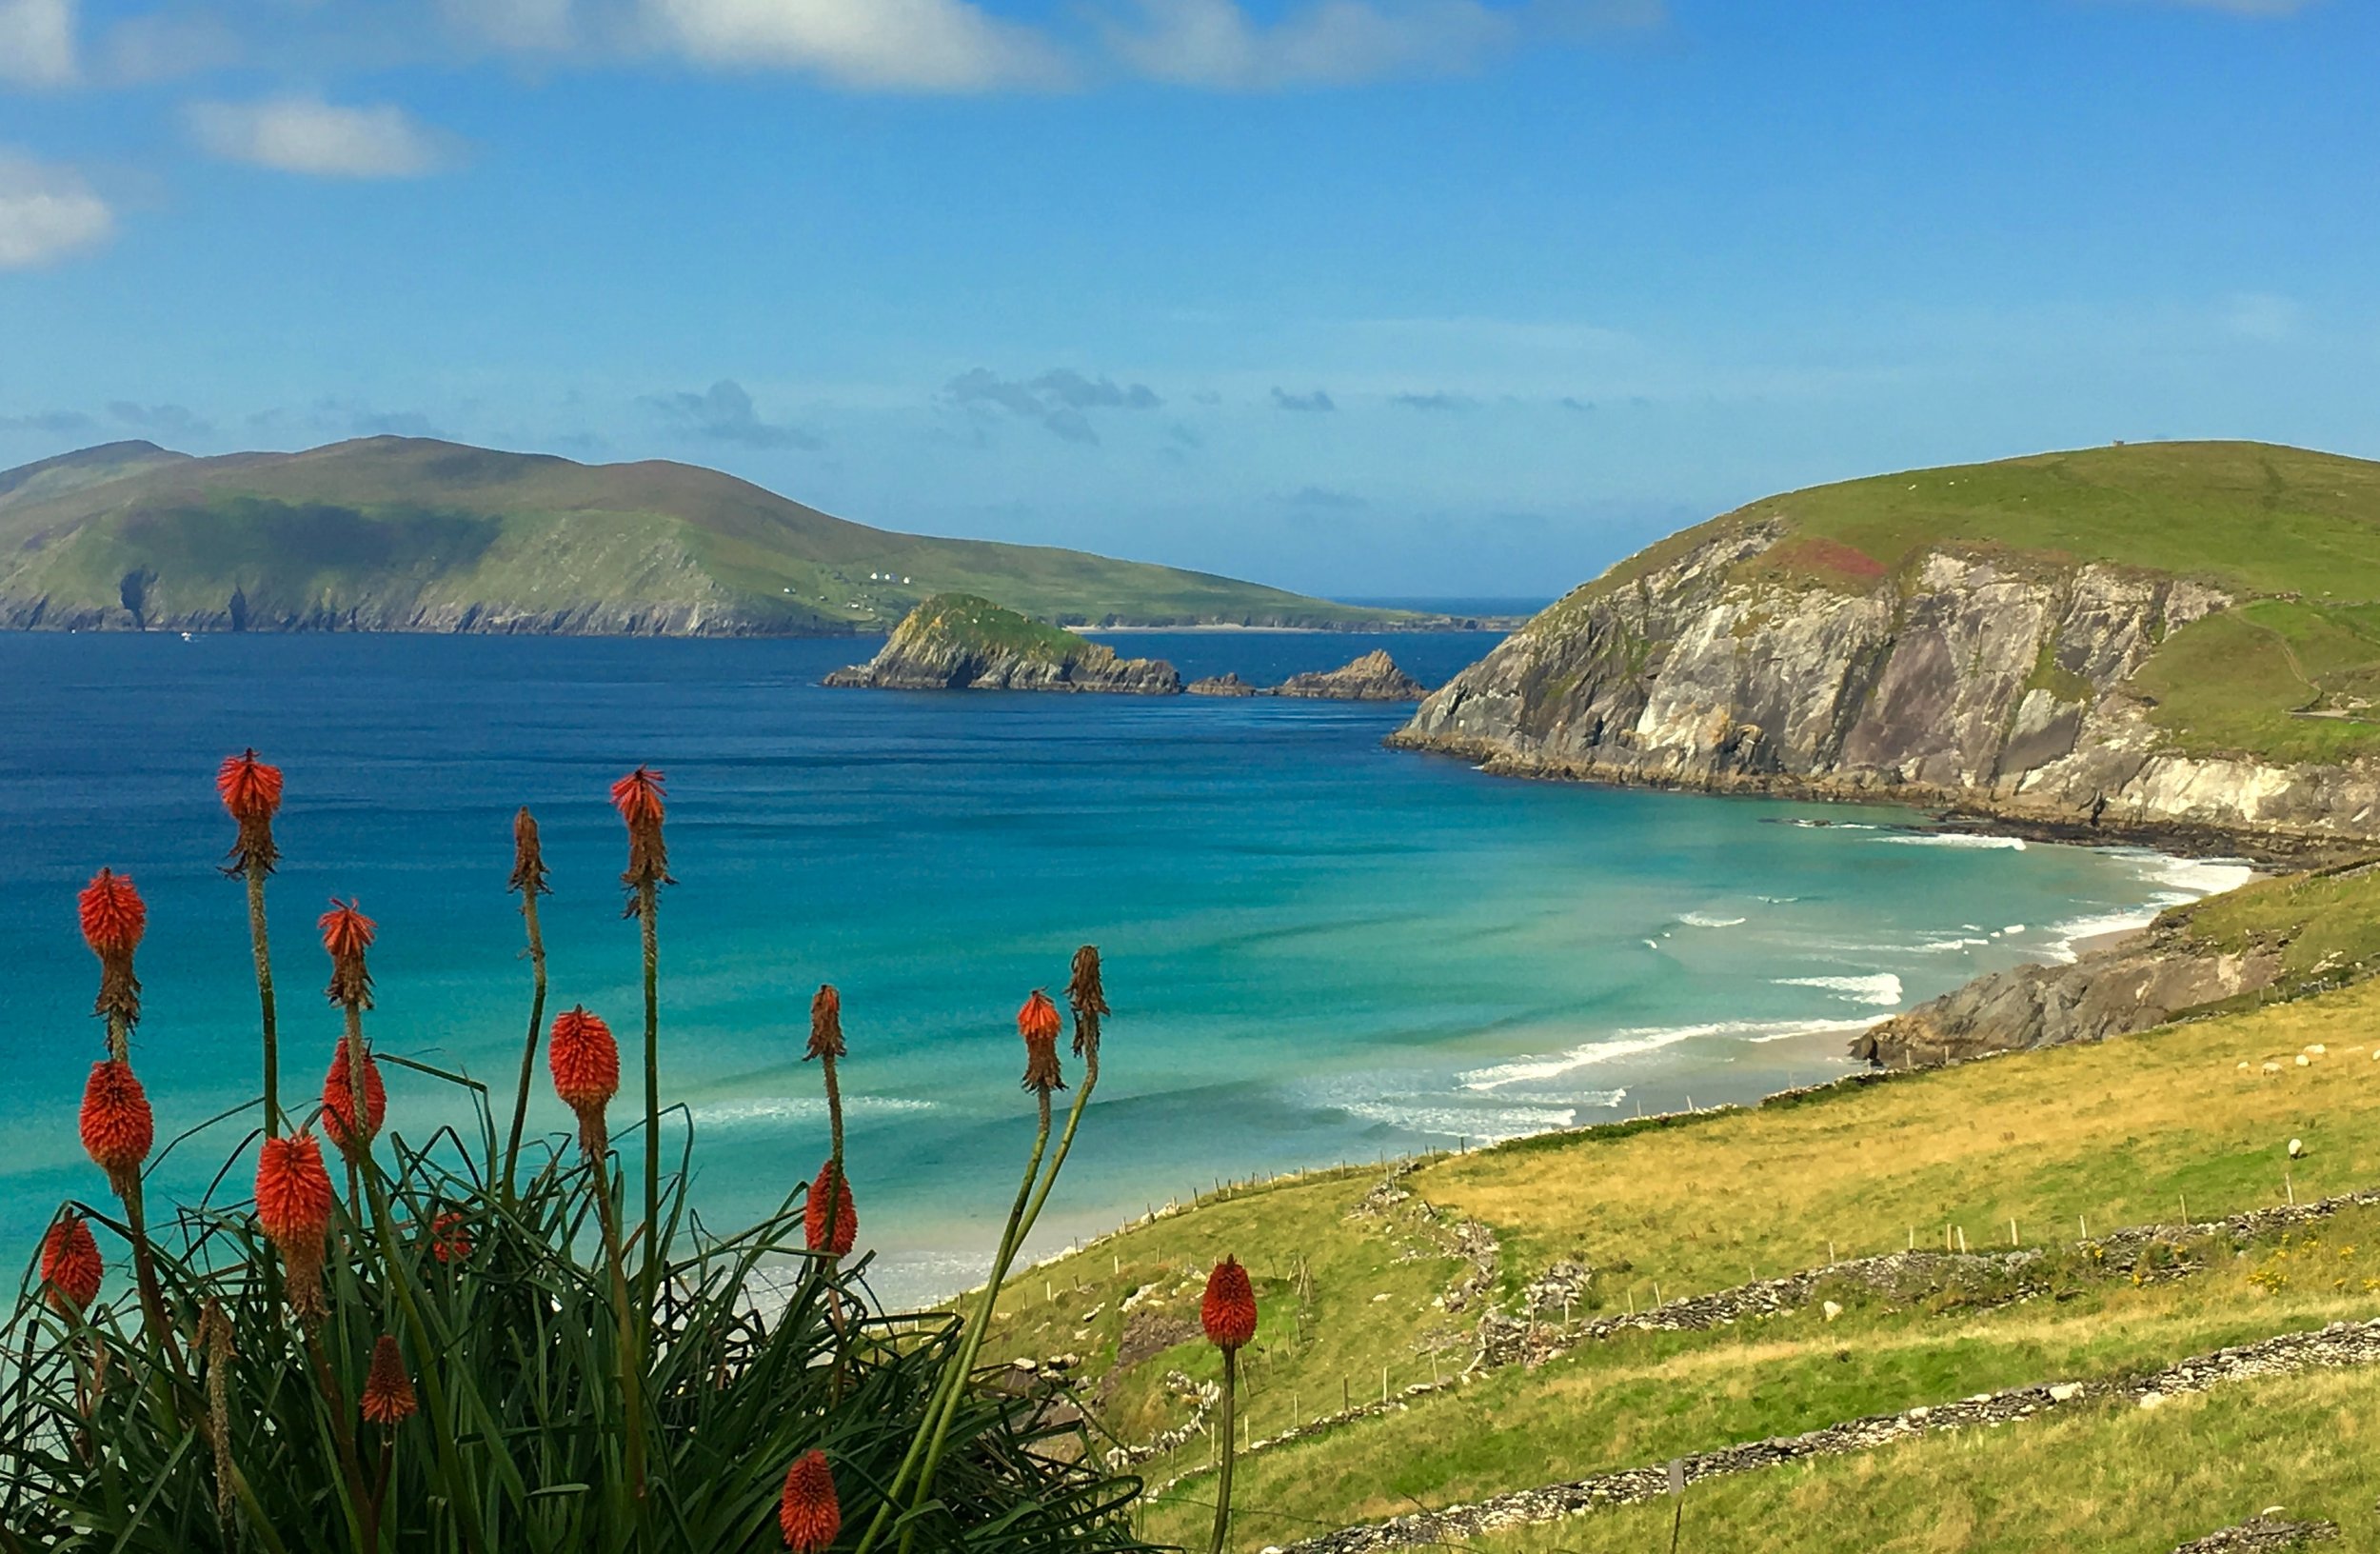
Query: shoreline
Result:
<box><xmin>1385</xmin><ymin>727</ymin><xmax>2371</xmax><ymax>870</ymax></box>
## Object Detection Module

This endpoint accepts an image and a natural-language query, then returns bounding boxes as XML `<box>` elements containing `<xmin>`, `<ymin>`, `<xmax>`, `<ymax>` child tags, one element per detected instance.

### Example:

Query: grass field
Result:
<box><xmin>977</xmin><ymin>964</ymin><xmax>2380</xmax><ymax>1551</ymax></box>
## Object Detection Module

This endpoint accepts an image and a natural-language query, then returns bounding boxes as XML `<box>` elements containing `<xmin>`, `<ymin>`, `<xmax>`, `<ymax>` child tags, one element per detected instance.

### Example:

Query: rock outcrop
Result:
<box><xmin>1185</xmin><ymin>672</ymin><xmax>1259</xmax><ymax>697</ymax></box>
<box><xmin>1852</xmin><ymin>923</ymin><xmax>2284</xmax><ymax>1067</ymax></box>
<box><xmin>823</xmin><ymin>594</ymin><xmax>1182</xmax><ymax>694</ymax></box>
<box><xmin>1393</xmin><ymin>526</ymin><xmax>2380</xmax><ymax>854</ymax></box>
<box><xmin>1272</xmin><ymin>650</ymin><xmax>1429</xmax><ymax>702</ymax></box>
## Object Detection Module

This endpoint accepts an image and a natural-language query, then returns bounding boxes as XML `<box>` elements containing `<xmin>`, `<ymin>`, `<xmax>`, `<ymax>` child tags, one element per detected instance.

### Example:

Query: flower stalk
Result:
<box><xmin>502</xmin><ymin>807</ymin><xmax>551</xmax><ymax>1195</ymax></box>
<box><xmin>217</xmin><ymin>751</ymin><xmax>286</xmax><ymax>1135</ymax></box>
<box><xmin>1200</xmin><ymin>1256</ymin><xmax>1258</xmax><ymax>1554</ymax></box>
<box><xmin>610</xmin><ymin>767</ymin><xmax>671</xmax><ymax>1321</ymax></box>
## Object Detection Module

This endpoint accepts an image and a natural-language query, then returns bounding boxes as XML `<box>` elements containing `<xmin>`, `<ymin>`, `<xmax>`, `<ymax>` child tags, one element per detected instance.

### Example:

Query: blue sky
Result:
<box><xmin>2</xmin><ymin>0</ymin><xmax>2374</xmax><ymax>597</ymax></box>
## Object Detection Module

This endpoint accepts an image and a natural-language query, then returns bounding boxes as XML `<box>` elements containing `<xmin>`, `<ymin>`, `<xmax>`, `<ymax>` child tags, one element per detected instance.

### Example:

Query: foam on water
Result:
<box><xmin>1677</xmin><ymin>912</ymin><xmax>1747</xmax><ymax>928</ymax></box>
<box><xmin>1777</xmin><ymin>972</ymin><xmax>1905</xmax><ymax>1007</ymax></box>
<box><xmin>1459</xmin><ymin>1018</ymin><xmax>1876</xmax><ymax>1090</ymax></box>
<box><xmin>1875</xmin><ymin>832</ymin><xmax>2028</xmax><ymax>850</ymax></box>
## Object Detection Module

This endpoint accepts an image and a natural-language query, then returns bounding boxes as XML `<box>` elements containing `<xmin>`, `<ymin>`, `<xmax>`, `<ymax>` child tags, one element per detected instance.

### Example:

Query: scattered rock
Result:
<box><xmin>824</xmin><ymin>594</ymin><xmax>1182</xmax><ymax>694</ymax></box>
<box><xmin>2170</xmin><ymin>1514</ymin><xmax>2339</xmax><ymax>1551</ymax></box>
<box><xmin>1186</xmin><ymin>672</ymin><xmax>1259</xmax><ymax>696</ymax></box>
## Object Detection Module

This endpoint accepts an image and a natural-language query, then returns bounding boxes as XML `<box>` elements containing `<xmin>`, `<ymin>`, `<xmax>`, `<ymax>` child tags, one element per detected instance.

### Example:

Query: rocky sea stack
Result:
<box><xmin>1394</xmin><ymin>442</ymin><xmax>2380</xmax><ymax>855</ymax></box>
<box><xmin>824</xmin><ymin>594</ymin><xmax>1182</xmax><ymax>693</ymax></box>
<box><xmin>1271</xmin><ymin>649</ymin><xmax>1429</xmax><ymax>702</ymax></box>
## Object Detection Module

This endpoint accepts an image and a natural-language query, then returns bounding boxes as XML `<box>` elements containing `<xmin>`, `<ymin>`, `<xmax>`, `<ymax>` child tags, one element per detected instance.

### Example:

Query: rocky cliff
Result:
<box><xmin>1272</xmin><ymin>650</ymin><xmax>1429</xmax><ymax>702</ymax></box>
<box><xmin>823</xmin><ymin>594</ymin><xmax>1182</xmax><ymax>694</ymax></box>
<box><xmin>1393</xmin><ymin>479</ymin><xmax>2380</xmax><ymax>856</ymax></box>
<box><xmin>1852</xmin><ymin>926</ymin><xmax>2282</xmax><ymax>1068</ymax></box>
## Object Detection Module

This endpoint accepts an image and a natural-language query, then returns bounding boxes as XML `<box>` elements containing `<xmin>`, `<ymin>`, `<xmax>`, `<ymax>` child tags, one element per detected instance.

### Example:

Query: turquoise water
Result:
<box><xmin>0</xmin><ymin>633</ymin><xmax>2246</xmax><ymax>1305</ymax></box>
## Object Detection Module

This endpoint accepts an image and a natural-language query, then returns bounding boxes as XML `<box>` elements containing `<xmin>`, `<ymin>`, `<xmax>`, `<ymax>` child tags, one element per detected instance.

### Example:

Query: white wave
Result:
<box><xmin>2004</xmin><ymin>925</ymin><xmax>2026</xmax><ymax>934</ymax></box>
<box><xmin>1874</xmin><ymin>832</ymin><xmax>2027</xmax><ymax>850</ymax></box>
<box><xmin>1788</xmin><ymin>820</ymin><xmax>1877</xmax><ymax>829</ymax></box>
<box><xmin>1338</xmin><ymin>1099</ymin><xmax>1581</xmax><ymax>1143</ymax></box>
<box><xmin>1459</xmin><ymin>1018</ymin><xmax>1874</xmax><ymax>1090</ymax></box>
<box><xmin>2035</xmin><ymin>909</ymin><xmax>2159</xmax><ymax>964</ymax></box>
<box><xmin>2126</xmin><ymin>852</ymin><xmax>2258</xmax><ymax>899</ymax></box>
<box><xmin>689</xmin><ymin>1095</ymin><xmax>937</xmax><ymax>1128</ymax></box>
<box><xmin>1755</xmin><ymin>895</ymin><xmax>1802</xmax><ymax>904</ymax></box>
<box><xmin>1778</xmin><ymin>972</ymin><xmax>1904</xmax><ymax>1007</ymax></box>
<box><xmin>1908</xmin><ymin>936</ymin><xmax>1992</xmax><ymax>953</ymax></box>
<box><xmin>1678</xmin><ymin>912</ymin><xmax>1747</xmax><ymax>928</ymax></box>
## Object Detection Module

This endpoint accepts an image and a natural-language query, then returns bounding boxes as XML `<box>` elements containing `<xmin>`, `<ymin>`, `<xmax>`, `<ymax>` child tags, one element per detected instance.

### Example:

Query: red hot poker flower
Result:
<box><xmin>1018</xmin><ymin>989</ymin><xmax>1065</xmax><ymax>1094</ymax></box>
<box><xmin>78</xmin><ymin>868</ymin><xmax>146</xmax><ymax>957</ymax></box>
<box><xmin>609</xmin><ymin>767</ymin><xmax>672</xmax><ymax>894</ymax></box>
<box><xmin>256</xmin><ymin>1132</ymin><xmax>335</xmax><ymax>1315</ymax></box>
<box><xmin>78</xmin><ymin>869</ymin><xmax>146</xmax><ymax>1026</ymax></box>
<box><xmin>319</xmin><ymin>1037</ymin><xmax>387</xmax><ymax>1154</ymax></box>
<box><xmin>427</xmin><ymin>1210</ymin><xmax>473</xmax><ymax>1265</ymax></box>
<box><xmin>41</xmin><ymin>1211</ymin><xmax>103</xmax><ymax>1313</ymax></box>
<box><xmin>216</xmin><ymin>749</ymin><xmax>285</xmax><ymax>874</ymax></box>
<box><xmin>80</xmin><ymin>1060</ymin><xmax>154</xmax><ymax>1197</ymax></box>
<box><xmin>1201</xmin><ymin>1256</ymin><xmax>1258</xmax><ymax>1351</ymax></box>
<box><xmin>804</xmin><ymin>1160</ymin><xmax>857</xmax><ymax>1256</ymax></box>
<box><xmin>547</xmin><ymin>1006</ymin><xmax>620</xmax><ymax>1157</ymax></box>
<box><xmin>319</xmin><ymin>899</ymin><xmax>376</xmax><ymax>1008</ymax></box>
<box><xmin>361</xmin><ymin>1335</ymin><xmax>418</xmax><ymax>1427</ymax></box>
<box><xmin>806</xmin><ymin>984</ymin><xmax>845</xmax><ymax>1062</ymax></box>
<box><xmin>778</xmin><ymin>1449</ymin><xmax>841</xmax><ymax>1553</ymax></box>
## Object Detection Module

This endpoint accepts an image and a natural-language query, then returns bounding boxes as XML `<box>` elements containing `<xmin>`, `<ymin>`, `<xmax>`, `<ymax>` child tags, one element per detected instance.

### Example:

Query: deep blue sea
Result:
<box><xmin>0</xmin><ymin>631</ymin><xmax>2248</xmax><ymax>1305</ymax></box>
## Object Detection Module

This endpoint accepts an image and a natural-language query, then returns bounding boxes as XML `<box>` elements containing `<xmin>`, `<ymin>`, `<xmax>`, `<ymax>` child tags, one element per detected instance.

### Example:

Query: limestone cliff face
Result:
<box><xmin>1393</xmin><ymin>524</ymin><xmax>2380</xmax><ymax>850</ymax></box>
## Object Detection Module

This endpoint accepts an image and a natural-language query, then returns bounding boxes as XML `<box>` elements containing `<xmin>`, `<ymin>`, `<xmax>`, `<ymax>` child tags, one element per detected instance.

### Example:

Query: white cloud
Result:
<box><xmin>0</xmin><ymin>0</ymin><xmax>77</xmax><ymax>86</ymax></box>
<box><xmin>643</xmin><ymin>0</ymin><xmax>1069</xmax><ymax>90</ymax></box>
<box><xmin>0</xmin><ymin>150</ymin><xmax>113</xmax><ymax>268</ymax></box>
<box><xmin>100</xmin><ymin>10</ymin><xmax>245</xmax><ymax>84</ymax></box>
<box><xmin>1105</xmin><ymin>0</ymin><xmax>1518</xmax><ymax>88</ymax></box>
<box><xmin>188</xmin><ymin>97</ymin><xmax>454</xmax><ymax>178</ymax></box>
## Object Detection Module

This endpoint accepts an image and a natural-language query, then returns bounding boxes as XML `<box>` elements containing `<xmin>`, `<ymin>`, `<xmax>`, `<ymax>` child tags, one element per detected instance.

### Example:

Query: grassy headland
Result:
<box><xmin>0</xmin><ymin>436</ymin><xmax>1411</xmax><ymax>634</ymax></box>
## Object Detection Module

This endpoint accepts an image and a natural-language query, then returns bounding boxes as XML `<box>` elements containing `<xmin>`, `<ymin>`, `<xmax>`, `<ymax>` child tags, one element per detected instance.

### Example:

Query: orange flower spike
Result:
<box><xmin>78</xmin><ymin>868</ymin><xmax>146</xmax><ymax>1026</ymax></box>
<box><xmin>1201</xmin><ymin>1256</ymin><xmax>1258</xmax><ymax>1351</ymax></box>
<box><xmin>255</xmin><ymin>1132</ymin><xmax>334</xmax><ymax>1315</ymax></box>
<box><xmin>609</xmin><ymin>766</ymin><xmax>671</xmax><ymax>892</ymax></box>
<box><xmin>361</xmin><ymin>1335</ymin><xmax>418</xmax><ymax>1427</ymax></box>
<box><xmin>778</xmin><ymin>1449</ymin><xmax>841</xmax><ymax>1553</ymax></box>
<box><xmin>255</xmin><ymin>1132</ymin><xmax>334</xmax><ymax>1251</ymax></box>
<box><xmin>319</xmin><ymin>1037</ymin><xmax>387</xmax><ymax>1154</ymax></box>
<box><xmin>804</xmin><ymin>1160</ymin><xmax>858</xmax><ymax>1256</ymax></box>
<box><xmin>547</xmin><ymin>1006</ymin><xmax>620</xmax><ymax>1156</ymax></box>
<box><xmin>1017</xmin><ymin>988</ymin><xmax>1065</xmax><ymax>1094</ymax></box>
<box><xmin>427</xmin><ymin>1211</ymin><xmax>473</xmax><ymax>1265</ymax></box>
<box><xmin>77</xmin><ymin>868</ymin><xmax>146</xmax><ymax>958</ymax></box>
<box><xmin>40</xmin><ymin>1211</ymin><xmax>103</xmax><ymax>1313</ymax></box>
<box><xmin>79</xmin><ymin>1060</ymin><xmax>154</xmax><ymax>1197</ymax></box>
<box><xmin>216</xmin><ymin>748</ymin><xmax>285</xmax><ymax>873</ymax></box>
<box><xmin>319</xmin><ymin>899</ymin><xmax>376</xmax><ymax>1008</ymax></box>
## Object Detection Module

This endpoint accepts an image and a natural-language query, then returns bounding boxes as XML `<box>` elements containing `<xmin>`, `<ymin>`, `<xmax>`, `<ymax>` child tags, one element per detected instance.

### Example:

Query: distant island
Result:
<box><xmin>0</xmin><ymin>436</ymin><xmax>1441</xmax><ymax>636</ymax></box>
<box><xmin>825</xmin><ymin>594</ymin><xmax>1433</xmax><ymax>700</ymax></box>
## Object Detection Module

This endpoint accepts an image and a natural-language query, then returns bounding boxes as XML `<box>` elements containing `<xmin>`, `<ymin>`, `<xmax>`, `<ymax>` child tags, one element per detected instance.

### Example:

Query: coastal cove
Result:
<box><xmin>0</xmin><ymin>631</ymin><xmax>2248</xmax><ymax>1308</ymax></box>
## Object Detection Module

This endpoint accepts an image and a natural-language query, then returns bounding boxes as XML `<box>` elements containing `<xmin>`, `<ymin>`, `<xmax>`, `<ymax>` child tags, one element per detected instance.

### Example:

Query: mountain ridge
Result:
<box><xmin>0</xmin><ymin>436</ymin><xmax>1411</xmax><ymax>636</ymax></box>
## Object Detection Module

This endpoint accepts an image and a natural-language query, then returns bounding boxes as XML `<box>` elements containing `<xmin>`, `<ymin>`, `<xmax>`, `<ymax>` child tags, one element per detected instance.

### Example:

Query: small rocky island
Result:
<box><xmin>823</xmin><ymin>594</ymin><xmax>1182</xmax><ymax>693</ymax></box>
<box><xmin>829</xmin><ymin>595</ymin><xmax>1436</xmax><ymax>702</ymax></box>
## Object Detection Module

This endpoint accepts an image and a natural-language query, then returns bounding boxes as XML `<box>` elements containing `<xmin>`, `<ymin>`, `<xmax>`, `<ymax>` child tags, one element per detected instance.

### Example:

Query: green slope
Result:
<box><xmin>0</xmin><ymin>436</ymin><xmax>1407</xmax><ymax>634</ymax></box>
<box><xmin>1574</xmin><ymin>439</ymin><xmax>2380</xmax><ymax>763</ymax></box>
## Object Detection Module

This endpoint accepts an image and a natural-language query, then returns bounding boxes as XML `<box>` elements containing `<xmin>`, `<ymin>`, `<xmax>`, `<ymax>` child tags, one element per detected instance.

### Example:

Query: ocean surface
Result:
<box><xmin>0</xmin><ymin>630</ymin><xmax>2251</xmax><ymax>1306</ymax></box>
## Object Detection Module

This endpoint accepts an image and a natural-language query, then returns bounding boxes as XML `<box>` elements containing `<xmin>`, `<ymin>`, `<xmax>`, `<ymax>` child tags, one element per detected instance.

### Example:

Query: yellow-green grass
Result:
<box><xmin>984</xmin><ymin>979</ymin><xmax>2380</xmax><ymax>1547</ymax></box>
<box><xmin>1466</xmin><ymin>1364</ymin><xmax>2379</xmax><ymax>1554</ymax></box>
<box><xmin>2170</xmin><ymin>863</ymin><xmax>2380</xmax><ymax>995</ymax></box>
<box><xmin>1425</xmin><ymin>981</ymin><xmax>2380</xmax><ymax>1304</ymax></box>
<box><xmin>1130</xmin><ymin>1209</ymin><xmax>2380</xmax><ymax>1550</ymax></box>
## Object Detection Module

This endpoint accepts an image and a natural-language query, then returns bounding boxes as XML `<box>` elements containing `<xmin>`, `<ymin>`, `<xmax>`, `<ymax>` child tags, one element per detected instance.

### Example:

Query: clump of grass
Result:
<box><xmin>1</xmin><ymin>754</ymin><xmax>1153</xmax><ymax>1554</ymax></box>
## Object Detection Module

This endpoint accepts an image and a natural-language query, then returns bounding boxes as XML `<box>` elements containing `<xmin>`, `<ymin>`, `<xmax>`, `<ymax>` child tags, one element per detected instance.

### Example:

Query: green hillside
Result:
<box><xmin>1575</xmin><ymin>439</ymin><xmax>2380</xmax><ymax>764</ymax></box>
<box><xmin>976</xmin><ymin>874</ymin><xmax>2380</xmax><ymax>1550</ymax></box>
<box><xmin>0</xmin><ymin>436</ymin><xmax>1407</xmax><ymax>634</ymax></box>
